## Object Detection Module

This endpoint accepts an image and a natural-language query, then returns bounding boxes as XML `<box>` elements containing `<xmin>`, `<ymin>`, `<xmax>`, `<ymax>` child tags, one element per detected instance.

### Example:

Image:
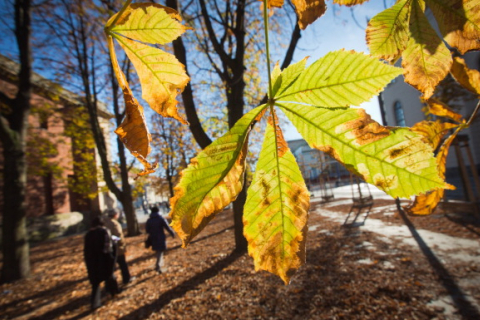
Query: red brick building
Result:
<box><xmin>0</xmin><ymin>55</ymin><xmax>114</xmax><ymax>217</ymax></box>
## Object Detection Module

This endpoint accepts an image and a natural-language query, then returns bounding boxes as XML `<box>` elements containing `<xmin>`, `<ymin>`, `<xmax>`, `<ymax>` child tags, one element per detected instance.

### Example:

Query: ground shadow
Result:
<box><xmin>343</xmin><ymin>197</ymin><xmax>373</xmax><ymax>227</ymax></box>
<box><xmin>288</xmin><ymin>226</ymin><xmax>351</xmax><ymax>315</ymax></box>
<box><xmin>398</xmin><ymin>207</ymin><xmax>480</xmax><ymax>319</ymax></box>
<box><xmin>29</xmin><ymin>235</ymin><xmax>83</xmax><ymax>255</ymax></box>
<box><xmin>128</xmin><ymin>225</ymin><xmax>234</xmax><ymax>267</ymax></box>
<box><xmin>28</xmin><ymin>295</ymin><xmax>90</xmax><ymax>320</ymax></box>
<box><xmin>2</xmin><ymin>278</ymin><xmax>86</xmax><ymax>318</ymax></box>
<box><xmin>445</xmin><ymin>213</ymin><xmax>480</xmax><ymax>238</ymax></box>
<box><xmin>119</xmin><ymin>250</ymin><xmax>243</xmax><ymax>319</ymax></box>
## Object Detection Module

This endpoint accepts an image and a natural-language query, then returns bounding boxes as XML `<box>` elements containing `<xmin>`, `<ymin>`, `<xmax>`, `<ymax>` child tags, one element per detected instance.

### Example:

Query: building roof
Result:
<box><xmin>287</xmin><ymin>139</ymin><xmax>308</xmax><ymax>154</ymax></box>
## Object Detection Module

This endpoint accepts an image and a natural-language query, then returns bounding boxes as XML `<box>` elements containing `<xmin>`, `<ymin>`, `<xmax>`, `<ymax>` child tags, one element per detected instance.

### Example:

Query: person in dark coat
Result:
<box><xmin>84</xmin><ymin>217</ymin><xmax>120</xmax><ymax>310</ymax></box>
<box><xmin>146</xmin><ymin>206</ymin><xmax>175</xmax><ymax>273</ymax></box>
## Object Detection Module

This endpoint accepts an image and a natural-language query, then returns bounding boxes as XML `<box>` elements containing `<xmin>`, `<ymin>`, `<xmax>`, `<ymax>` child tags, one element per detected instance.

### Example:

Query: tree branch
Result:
<box><xmin>198</xmin><ymin>0</ymin><xmax>234</xmax><ymax>69</ymax></box>
<box><xmin>202</xmin><ymin>39</ymin><xmax>228</xmax><ymax>81</ymax></box>
<box><xmin>165</xmin><ymin>0</ymin><xmax>212</xmax><ymax>149</ymax></box>
<box><xmin>259</xmin><ymin>18</ymin><xmax>301</xmax><ymax>105</ymax></box>
<box><xmin>280</xmin><ymin>21</ymin><xmax>301</xmax><ymax>70</ymax></box>
<box><xmin>127</xmin><ymin>158</ymin><xmax>136</xmax><ymax>172</ymax></box>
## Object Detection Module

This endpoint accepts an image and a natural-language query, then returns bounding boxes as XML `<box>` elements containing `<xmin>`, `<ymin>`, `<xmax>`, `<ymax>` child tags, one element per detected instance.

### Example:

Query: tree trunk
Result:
<box><xmin>166</xmin><ymin>169</ymin><xmax>175</xmax><ymax>199</ymax></box>
<box><xmin>233</xmin><ymin>178</ymin><xmax>248</xmax><ymax>252</ymax></box>
<box><xmin>227</xmin><ymin>73</ymin><xmax>248</xmax><ymax>252</ymax></box>
<box><xmin>117</xmin><ymin>138</ymin><xmax>138</xmax><ymax>236</ymax></box>
<box><xmin>120</xmin><ymin>190</ymin><xmax>138</xmax><ymax>236</ymax></box>
<box><xmin>0</xmin><ymin>0</ymin><xmax>32</xmax><ymax>283</ymax></box>
<box><xmin>165</xmin><ymin>0</ymin><xmax>212</xmax><ymax>150</ymax></box>
<box><xmin>1</xmin><ymin>139</ymin><xmax>30</xmax><ymax>283</ymax></box>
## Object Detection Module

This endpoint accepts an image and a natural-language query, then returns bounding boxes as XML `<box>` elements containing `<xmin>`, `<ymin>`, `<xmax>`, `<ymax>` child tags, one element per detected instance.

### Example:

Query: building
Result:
<box><xmin>287</xmin><ymin>139</ymin><xmax>351</xmax><ymax>188</ymax></box>
<box><xmin>0</xmin><ymin>54</ymin><xmax>115</xmax><ymax>217</ymax></box>
<box><xmin>380</xmin><ymin>51</ymin><xmax>480</xmax><ymax>201</ymax></box>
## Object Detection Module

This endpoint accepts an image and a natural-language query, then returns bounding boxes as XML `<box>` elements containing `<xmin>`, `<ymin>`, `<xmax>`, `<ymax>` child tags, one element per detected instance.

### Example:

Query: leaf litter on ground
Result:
<box><xmin>1</xmin><ymin>198</ymin><xmax>480</xmax><ymax>319</ymax></box>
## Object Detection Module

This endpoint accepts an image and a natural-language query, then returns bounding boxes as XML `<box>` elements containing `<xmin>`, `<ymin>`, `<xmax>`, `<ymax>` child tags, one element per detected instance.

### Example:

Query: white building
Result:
<box><xmin>380</xmin><ymin>52</ymin><xmax>480</xmax><ymax>201</ymax></box>
<box><xmin>287</xmin><ymin>139</ymin><xmax>351</xmax><ymax>188</ymax></box>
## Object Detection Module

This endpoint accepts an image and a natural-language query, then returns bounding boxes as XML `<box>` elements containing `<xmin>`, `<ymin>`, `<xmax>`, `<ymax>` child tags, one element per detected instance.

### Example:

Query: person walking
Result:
<box><xmin>146</xmin><ymin>206</ymin><xmax>175</xmax><ymax>274</ymax></box>
<box><xmin>84</xmin><ymin>217</ymin><xmax>120</xmax><ymax>310</ymax></box>
<box><xmin>104</xmin><ymin>209</ymin><xmax>134</xmax><ymax>285</ymax></box>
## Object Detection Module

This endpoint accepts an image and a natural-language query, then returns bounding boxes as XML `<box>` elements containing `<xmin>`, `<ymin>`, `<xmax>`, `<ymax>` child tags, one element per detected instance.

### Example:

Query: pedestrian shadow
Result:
<box><xmin>10</xmin><ymin>274</ymin><xmax>158</xmax><ymax>320</ymax></box>
<box><xmin>118</xmin><ymin>250</ymin><xmax>243</xmax><ymax>320</ymax></box>
<box><xmin>128</xmin><ymin>225</ymin><xmax>234</xmax><ymax>267</ymax></box>
<box><xmin>398</xmin><ymin>208</ymin><xmax>480</xmax><ymax>320</ymax></box>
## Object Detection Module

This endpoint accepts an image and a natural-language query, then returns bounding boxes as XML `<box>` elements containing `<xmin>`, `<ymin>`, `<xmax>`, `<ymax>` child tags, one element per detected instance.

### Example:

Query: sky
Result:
<box><xmin>0</xmin><ymin>0</ymin><xmax>396</xmax><ymax>144</ymax></box>
<box><xmin>281</xmin><ymin>0</ymin><xmax>395</xmax><ymax>140</ymax></box>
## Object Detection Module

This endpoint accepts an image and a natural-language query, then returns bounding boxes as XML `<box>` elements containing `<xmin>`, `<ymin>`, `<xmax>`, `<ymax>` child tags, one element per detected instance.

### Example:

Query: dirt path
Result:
<box><xmin>1</xmin><ymin>198</ymin><xmax>480</xmax><ymax>319</ymax></box>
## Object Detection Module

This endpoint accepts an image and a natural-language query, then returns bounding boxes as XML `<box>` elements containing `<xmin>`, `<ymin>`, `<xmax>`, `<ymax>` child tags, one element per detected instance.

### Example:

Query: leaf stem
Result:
<box><xmin>263</xmin><ymin>0</ymin><xmax>273</xmax><ymax>101</ymax></box>
<box><xmin>466</xmin><ymin>100</ymin><xmax>480</xmax><ymax>127</ymax></box>
<box><xmin>107</xmin><ymin>35</ymin><xmax>127</xmax><ymax>89</ymax></box>
<box><xmin>105</xmin><ymin>0</ymin><xmax>132</xmax><ymax>32</ymax></box>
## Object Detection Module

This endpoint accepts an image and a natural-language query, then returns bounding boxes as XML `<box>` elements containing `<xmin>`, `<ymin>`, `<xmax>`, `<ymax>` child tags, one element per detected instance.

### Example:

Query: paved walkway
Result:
<box><xmin>311</xmin><ymin>197</ymin><xmax>480</xmax><ymax>319</ymax></box>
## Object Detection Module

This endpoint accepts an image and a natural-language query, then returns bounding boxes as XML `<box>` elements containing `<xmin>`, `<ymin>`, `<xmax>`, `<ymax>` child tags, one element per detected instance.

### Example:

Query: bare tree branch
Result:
<box><xmin>259</xmin><ymin>18</ymin><xmax>301</xmax><ymax>105</ymax></box>
<box><xmin>198</xmin><ymin>0</ymin><xmax>234</xmax><ymax>69</ymax></box>
<box><xmin>165</xmin><ymin>0</ymin><xmax>212</xmax><ymax>149</ymax></box>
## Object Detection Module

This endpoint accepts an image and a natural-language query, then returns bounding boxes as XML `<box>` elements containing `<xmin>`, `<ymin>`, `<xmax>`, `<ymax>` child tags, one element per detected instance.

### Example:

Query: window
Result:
<box><xmin>39</xmin><ymin>114</ymin><xmax>48</xmax><ymax>129</ymax></box>
<box><xmin>393</xmin><ymin>101</ymin><xmax>406</xmax><ymax>126</ymax></box>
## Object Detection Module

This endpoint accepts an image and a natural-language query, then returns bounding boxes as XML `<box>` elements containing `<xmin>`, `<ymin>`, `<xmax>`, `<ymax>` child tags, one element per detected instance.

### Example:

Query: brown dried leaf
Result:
<box><xmin>291</xmin><ymin>0</ymin><xmax>327</xmax><ymax>29</ymax></box>
<box><xmin>425</xmin><ymin>98</ymin><xmax>464</xmax><ymax>122</ymax></box>
<box><xmin>401</xmin><ymin>0</ymin><xmax>452</xmax><ymax>99</ymax></box>
<box><xmin>108</xmin><ymin>37</ymin><xmax>157</xmax><ymax>175</ymax></box>
<box><xmin>450</xmin><ymin>56</ymin><xmax>480</xmax><ymax>95</ymax></box>
<box><xmin>405</xmin><ymin>128</ymin><xmax>460</xmax><ymax>215</ymax></box>
<box><xmin>114</xmin><ymin>89</ymin><xmax>151</xmax><ymax>158</ymax></box>
<box><xmin>425</xmin><ymin>0</ymin><xmax>480</xmax><ymax>54</ymax></box>
<box><xmin>334</xmin><ymin>0</ymin><xmax>371</xmax><ymax>6</ymax></box>
<box><xmin>411</xmin><ymin>120</ymin><xmax>458</xmax><ymax>149</ymax></box>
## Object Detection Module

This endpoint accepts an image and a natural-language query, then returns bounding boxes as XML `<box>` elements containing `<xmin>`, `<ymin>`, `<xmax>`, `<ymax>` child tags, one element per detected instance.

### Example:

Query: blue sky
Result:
<box><xmin>0</xmin><ymin>0</ymin><xmax>395</xmax><ymax>143</ymax></box>
<box><xmin>282</xmin><ymin>0</ymin><xmax>395</xmax><ymax>140</ymax></box>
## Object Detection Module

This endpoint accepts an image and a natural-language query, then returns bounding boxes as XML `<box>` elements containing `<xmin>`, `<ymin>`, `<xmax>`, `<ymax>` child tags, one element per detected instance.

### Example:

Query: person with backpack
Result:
<box><xmin>84</xmin><ymin>217</ymin><xmax>120</xmax><ymax>310</ymax></box>
<box><xmin>104</xmin><ymin>209</ymin><xmax>135</xmax><ymax>285</ymax></box>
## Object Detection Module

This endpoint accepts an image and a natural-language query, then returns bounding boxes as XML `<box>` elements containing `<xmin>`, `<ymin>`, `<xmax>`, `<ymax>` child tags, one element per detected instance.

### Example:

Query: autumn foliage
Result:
<box><xmin>105</xmin><ymin>0</ymin><xmax>480</xmax><ymax>283</ymax></box>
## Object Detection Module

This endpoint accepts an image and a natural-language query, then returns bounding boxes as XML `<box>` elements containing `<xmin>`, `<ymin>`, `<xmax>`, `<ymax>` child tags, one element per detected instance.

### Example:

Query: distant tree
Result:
<box><xmin>63</xmin><ymin>105</ymin><xmax>100</xmax><ymax>204</ymax></box>
<box><xmin>37</xmin><ymin>0</ymin><xmax>141</xmax><ymax>235</ymax></box>
<box><xmin>151</xmin><ymin>114</ymin><xmax>198</xmax><ymax>198</ymax></box>
<box><xmin>165</xmin><ymin>0</ymin><xmax>302</xmax><ymax>252</ymax></box>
